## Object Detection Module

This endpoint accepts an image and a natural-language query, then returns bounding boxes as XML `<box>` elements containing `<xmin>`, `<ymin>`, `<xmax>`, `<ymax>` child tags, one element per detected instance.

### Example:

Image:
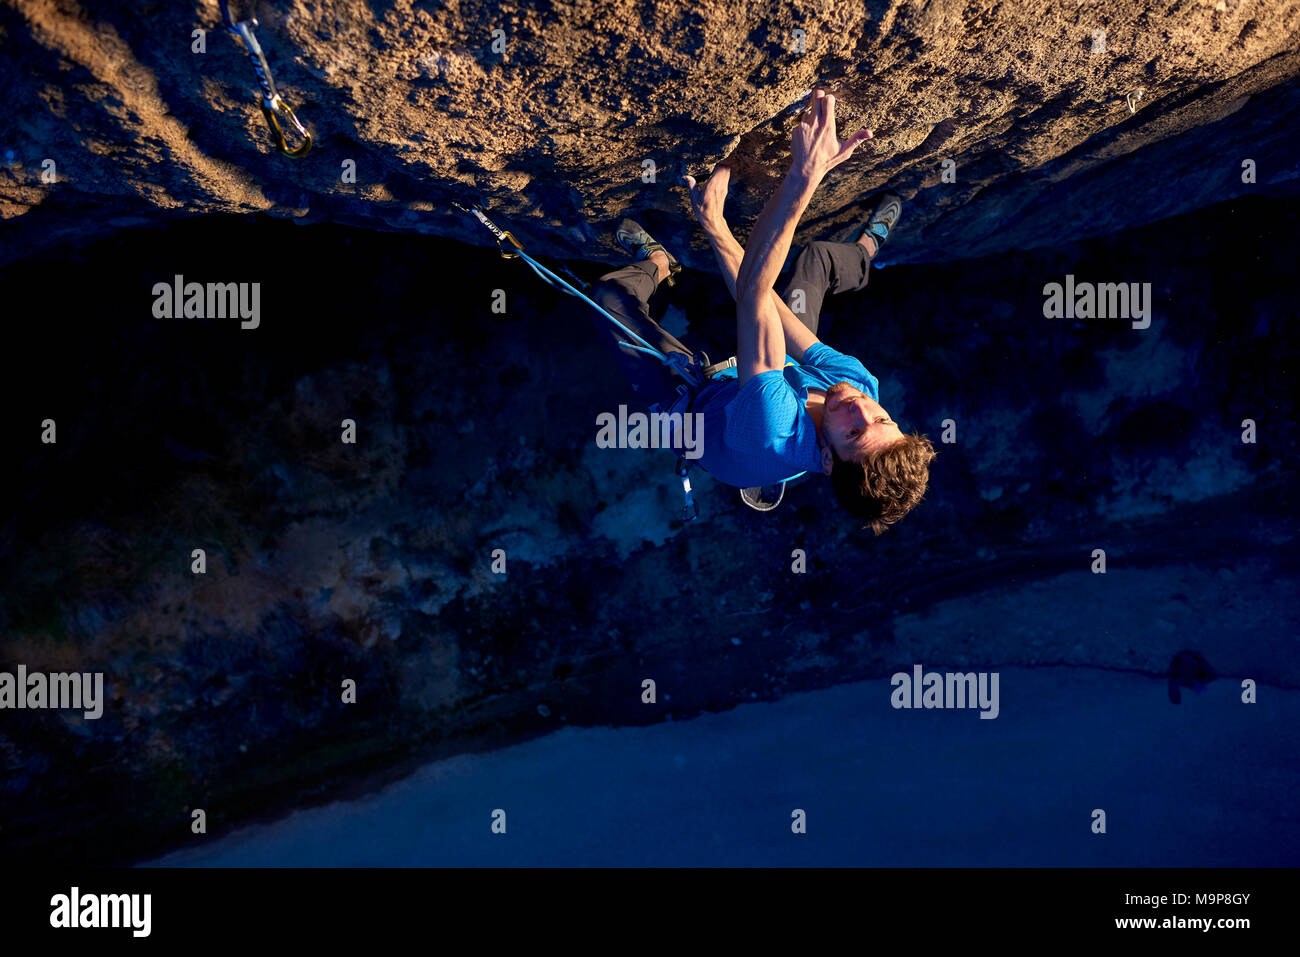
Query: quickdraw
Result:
<box><xmin>452</xmin><ymin>201</ymin><xmax>524</xmax><ymax>259</ymax></box>
<box><xmin>218</xmin><ymin>1</ymin><xmax>312</xmax><ymax>157</ymax></box>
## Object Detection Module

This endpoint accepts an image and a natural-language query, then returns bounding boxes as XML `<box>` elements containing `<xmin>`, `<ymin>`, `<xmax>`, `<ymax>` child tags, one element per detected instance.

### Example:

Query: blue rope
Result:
<box><xmin>453</xmin><ymin>205</ymin><xmax>817</xmax><ymax>507</ymax></box>
<box><xmin>511</xmin><ymin>248</ymin><xmax>701</xmax><ymax>384</ymax></box>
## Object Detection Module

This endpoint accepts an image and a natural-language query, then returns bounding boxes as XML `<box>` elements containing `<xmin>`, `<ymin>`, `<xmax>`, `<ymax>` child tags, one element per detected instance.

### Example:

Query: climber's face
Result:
<box><xmin>819</xmin><ymin>381</ymin><xmax>903</xmax><ymax>471</ymax></box>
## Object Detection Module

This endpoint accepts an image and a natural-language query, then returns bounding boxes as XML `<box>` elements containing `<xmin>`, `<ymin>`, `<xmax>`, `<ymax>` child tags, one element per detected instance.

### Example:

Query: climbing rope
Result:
<box><xmin>454</xmin><ymin>201</ymin><xmax>714</xmax><ymax>520</ymax></box>
<box><xmin>218</xmin><ymin>0</ymin><xmax>312</xmax><ymax>157</ymax></box>
<box><xmin>451</xmin><ymin>201</ymin><xmax>810</xmax><ymax>519</ymax></box>
<box><xmin>452</xmin><ymin>201</ymin><xmax>703</xmax><ymax>386</ymax></box>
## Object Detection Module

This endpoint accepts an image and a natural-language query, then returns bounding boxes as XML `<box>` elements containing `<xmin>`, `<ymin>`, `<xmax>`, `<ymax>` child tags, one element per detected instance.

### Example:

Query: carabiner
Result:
<box><xmin>261</xmin><ymin>94</ymin><xmax>312</xmax><ymax>158</ymax></box>
<box><xmin>219</xmin><ymin>0</ymin><xmax>312</xmax><ymax>157</ymax></box>
<box><xmin>452</xmin><ymin>202</ymin><xmax>523</xmax><ymax>259</ymax></box>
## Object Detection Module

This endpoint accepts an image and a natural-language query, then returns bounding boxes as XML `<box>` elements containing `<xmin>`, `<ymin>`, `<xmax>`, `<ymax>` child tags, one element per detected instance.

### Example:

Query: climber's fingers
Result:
<box><xmin>821</xmin><ymin>91</ymin><xmax>836</xmax><ymax>130</ymax></box>
<box><xmin>801</xmin><ymin>89</ymin><xmax>824</xmax><ymax>126</ymax></box>
<box><xmin>683</xmin><ymin>166</ymin><xmax>732</xmax><ymax>225</ymax></box>
<box><xmin>825</xmin><ymin>129</ymin><xmax>872</xmax><ymax>171</ymax></box>
<box><xmin>682</xmin><ymin>175</ymin><xmax>708</xmax><ymax>222</ymax></box>
<box><xmin>843</xmin><ymin>129</ymin><xmax>873</xmax><ymax>153</ymax></box>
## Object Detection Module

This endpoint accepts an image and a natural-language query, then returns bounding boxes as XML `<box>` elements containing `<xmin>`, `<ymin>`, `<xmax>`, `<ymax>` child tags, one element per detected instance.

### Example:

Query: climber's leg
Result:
<box><xmin>588</xmin><ymin>260</ymin><xmax>694</xmax><ymax>404</ymax></box>
<box><xmin>780</xmin><ymin>240</ymin><xmax>871</xmax><ymax>339</ymax></box>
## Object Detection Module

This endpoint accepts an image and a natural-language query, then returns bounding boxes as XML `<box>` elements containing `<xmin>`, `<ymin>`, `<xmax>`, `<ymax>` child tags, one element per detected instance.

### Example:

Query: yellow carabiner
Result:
<box><xmin>498</xmin><ymin>231</ymin><xmax>523</xmax><ymax>260</ymax></box>
<box><xmin>261</xmin><ymin>94</ymin><xmax>312</xmax><ymax>158</ymax></box>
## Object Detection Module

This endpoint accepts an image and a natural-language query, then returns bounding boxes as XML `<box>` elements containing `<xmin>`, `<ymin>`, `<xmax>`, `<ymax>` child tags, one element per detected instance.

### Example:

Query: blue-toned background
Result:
<box><xmin>1</xmin><ymin>190</ymin><xmax>1295</xmax><ymax>865</ymax></box>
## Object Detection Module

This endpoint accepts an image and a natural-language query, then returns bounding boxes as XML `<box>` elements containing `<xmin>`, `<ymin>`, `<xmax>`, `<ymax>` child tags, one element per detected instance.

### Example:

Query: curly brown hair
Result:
<box><xmin>829</xmin><ymin>432</ymin><xmax>937</xmax><ymax>534</ymax></box>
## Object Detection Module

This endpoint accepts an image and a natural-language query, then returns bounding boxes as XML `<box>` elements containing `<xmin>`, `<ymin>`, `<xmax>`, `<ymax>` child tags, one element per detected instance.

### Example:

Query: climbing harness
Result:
<box><xmin>452</xmin><ymin>201</ymin><xmax>806</xmax><ymax>518</ymax></box>
<box><xmin>218</xmin><ymin>1</ymin><xmax>312</xmax><ymax>157</ymax></box>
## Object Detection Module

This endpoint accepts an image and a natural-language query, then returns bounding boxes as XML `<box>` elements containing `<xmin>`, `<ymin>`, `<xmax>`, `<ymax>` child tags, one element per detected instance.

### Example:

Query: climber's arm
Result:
<box><xmin>699</xmin><ymin>217</ymin><xmax>819</xmax><ymax>361</ymax></box>
<box><xmin>684</xmin><ymin>167</ymin><xmax>817</xmax><ymax>361</ymax></box>
<box><xmin>736</xmin><ymin>90</ymin><xmax>871</xmax><ymax>298</ymax></box>
<box><xmin>735</xmin><ymin>89</ymin><xmax>871</xmax><ymax>384</ymax></box>
<box><xmin>736</xmin><ymin>283</ymin><xmax>790</xmax><ymax>384</ymax></box>
<box><xmin>735</xmin><ymin>173</ymin><xmax>820</xmax><ymax>383</ymax></box>
<box><xmin>735</xmin><ymin>173</ymin><xmax>818</xmax><ymax>312</ymax></box>
<box><xmin>691</xmin><ymin>92</ymin><xmax>870</xmax><ymax>384</ymax></box>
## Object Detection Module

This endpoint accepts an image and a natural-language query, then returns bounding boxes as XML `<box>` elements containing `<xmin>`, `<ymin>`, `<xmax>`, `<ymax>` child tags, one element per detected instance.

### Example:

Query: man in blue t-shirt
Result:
<box><xmin>588</xmin><ymin>90</ymin><xmax>936</xmax><ymax>534</ymax></box>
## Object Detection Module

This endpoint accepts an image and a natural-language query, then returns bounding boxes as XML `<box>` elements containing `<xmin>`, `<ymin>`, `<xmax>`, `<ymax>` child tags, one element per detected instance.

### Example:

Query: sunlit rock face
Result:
<box><xmin>2</xmin><ymin>1</ymin><xmax>1299</xmax><ymax>266</ymax></box>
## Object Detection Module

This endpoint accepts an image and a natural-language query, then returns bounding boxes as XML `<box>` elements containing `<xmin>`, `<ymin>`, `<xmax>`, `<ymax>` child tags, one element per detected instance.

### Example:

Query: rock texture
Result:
<box><xmin>2</xmin><ymin>0</ymin><xmax>1300</xmax><ymax>267</ymax></box>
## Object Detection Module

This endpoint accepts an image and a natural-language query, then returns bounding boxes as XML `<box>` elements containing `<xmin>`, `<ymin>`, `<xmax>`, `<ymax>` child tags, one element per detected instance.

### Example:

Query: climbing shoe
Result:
<box><xmin>616</xmin><ymin>217</ymin><xmax>682</xmax><ymax>287</ymax></box>
<box><xmin>851</xmin><ymin>192</ymin><xmax>902</xmax><ymax>255</ymax></box>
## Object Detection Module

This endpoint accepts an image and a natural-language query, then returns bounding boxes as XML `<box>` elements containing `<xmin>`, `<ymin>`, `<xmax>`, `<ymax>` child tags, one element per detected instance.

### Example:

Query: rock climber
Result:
<box><xmin>588</xmin><ymin>90</ymin><xmax>936</xmax><ymax>534</ymax></box>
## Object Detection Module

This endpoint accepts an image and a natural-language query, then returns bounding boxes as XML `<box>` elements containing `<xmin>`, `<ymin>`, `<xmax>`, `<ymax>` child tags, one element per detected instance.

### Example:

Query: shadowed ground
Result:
<box><xmin>148</xmin><ymin>666</ymin><xmax>1300</xmax><ymax>867</ymax></box>
<box><xmin>0</xmin><ymin>193</ymin><xmax>1294</xmax><ymax>866</ymax></box>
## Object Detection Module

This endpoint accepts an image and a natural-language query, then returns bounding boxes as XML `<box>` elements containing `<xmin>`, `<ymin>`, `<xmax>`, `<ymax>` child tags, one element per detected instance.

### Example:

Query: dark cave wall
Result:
<box><xmin>0</xmin><ymin>192</ymin><xmax>1295</xmax><ymax>864</ymax></box>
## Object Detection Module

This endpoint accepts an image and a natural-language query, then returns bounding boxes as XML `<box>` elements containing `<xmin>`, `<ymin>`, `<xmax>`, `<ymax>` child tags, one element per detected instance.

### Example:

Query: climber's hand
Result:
<box><xmin>682</xmin><ymin>164</ymin><xmax>731</xmax><ymax>230</ymax></box>
<box><xmin>790</xmin><ymin>89</ymin><xmax>871</xmax><ymax>183</ymax></box>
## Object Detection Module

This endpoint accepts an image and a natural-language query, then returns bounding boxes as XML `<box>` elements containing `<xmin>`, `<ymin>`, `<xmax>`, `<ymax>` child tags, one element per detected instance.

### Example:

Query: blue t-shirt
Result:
<box><xmin>677</xmin><ymin>343</ymin><xmax>879</xmax><ymax>488</ymax></box>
